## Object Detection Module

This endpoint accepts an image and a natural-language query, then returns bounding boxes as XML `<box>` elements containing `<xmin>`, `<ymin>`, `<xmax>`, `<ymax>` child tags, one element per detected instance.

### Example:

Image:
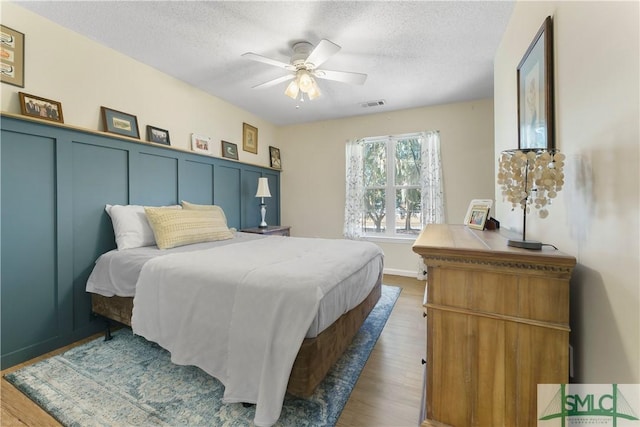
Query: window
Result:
<box><xmin>345</xmin><ymin>131</ymin><xmax>444</xmax><ymax>241</ymax></box>
<box><xmin>363</xmin><ymin>135</ymin><xmax>423</xmax><ymax>237</ymax></box>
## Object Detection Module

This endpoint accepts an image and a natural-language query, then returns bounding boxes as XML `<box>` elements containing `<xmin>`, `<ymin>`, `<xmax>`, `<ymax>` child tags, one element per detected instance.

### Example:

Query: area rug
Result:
<box><xmin>5</xmin><ymin>285</ymin><xmax>401</xmax><ymax>427</ymax></box>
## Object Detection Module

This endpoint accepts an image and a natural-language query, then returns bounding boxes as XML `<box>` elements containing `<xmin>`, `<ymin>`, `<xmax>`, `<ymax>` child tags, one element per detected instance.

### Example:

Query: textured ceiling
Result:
<box><xmin>15</xmin><ymin>1</ymin><xmax>515</xmax><ymax>126</ymax></box>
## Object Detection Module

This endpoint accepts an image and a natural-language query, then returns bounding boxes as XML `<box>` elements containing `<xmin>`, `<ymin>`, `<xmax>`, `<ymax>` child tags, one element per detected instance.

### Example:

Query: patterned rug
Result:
<box><xmin>5</xmin><ymin>285</ymin><xmax>401</xmax><ymax>427</ymax></box>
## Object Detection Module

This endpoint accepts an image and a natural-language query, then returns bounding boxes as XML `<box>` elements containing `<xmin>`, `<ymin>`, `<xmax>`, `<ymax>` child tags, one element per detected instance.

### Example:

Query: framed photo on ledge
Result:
<box><xmin>19</xmin><ymin>92</ymin><xmax>64</xmax><ymax>123</ymax></box>
<box><xmin>517</xmin><ymin>16</ymin><xmax>554</xmax><ymax>151</ymax></box>
<box><xmin>146</xmin><ymin>125</ymin><xmax>170</xmax><ymax>145</ymax></box>
<box><xmin>191</xmin><ymin>134</ymin><xmax>211</xmax><ymax>154</ymax></box>
<box><xmin>221</xmin><ymin>140</ymin><xmax>239</xmax><ymax>160</ymax></box>
<box><xmin>101</xmin><ymin>106</ymin><xmax>140</xmax><ymax>139</ymax></box>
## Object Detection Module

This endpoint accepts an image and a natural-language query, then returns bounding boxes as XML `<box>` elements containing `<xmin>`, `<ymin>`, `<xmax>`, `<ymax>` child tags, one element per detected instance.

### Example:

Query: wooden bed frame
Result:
<box><xmin>91</xmin><ymin>274</ymin><xmax>382</xmax><ymax>398</ymax></box>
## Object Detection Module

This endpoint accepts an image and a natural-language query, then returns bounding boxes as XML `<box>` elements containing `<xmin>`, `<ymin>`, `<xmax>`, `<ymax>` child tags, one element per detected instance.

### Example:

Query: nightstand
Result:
<box><xmin>240</xmin><ymin>225</ymin><xmax>290</xmax><ymax>236</ymax></box>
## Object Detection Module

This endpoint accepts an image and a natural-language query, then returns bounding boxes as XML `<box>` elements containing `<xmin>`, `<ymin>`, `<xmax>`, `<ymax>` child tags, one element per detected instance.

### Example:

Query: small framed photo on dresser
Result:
<box><xmin>463</xmin><ymin>199</ymin><xmax>492</xmax><ymax>225</ymax></box>
<box><xmin>467</xmin><ymin>205</ymin><xmax>490</xmax><ymax>230</ymax></box>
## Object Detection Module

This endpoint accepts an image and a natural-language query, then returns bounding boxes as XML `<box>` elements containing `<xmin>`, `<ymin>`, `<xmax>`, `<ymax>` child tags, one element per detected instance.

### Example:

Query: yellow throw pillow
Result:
<box><xmin>144</xmin><ymin>206</ymin><xmax>234</xmax><ymax>249</ymax></box>
<box><xmin>180</xmin><ymin>201</ymin><xmax>229</xmax><ymax>225</ymax></box>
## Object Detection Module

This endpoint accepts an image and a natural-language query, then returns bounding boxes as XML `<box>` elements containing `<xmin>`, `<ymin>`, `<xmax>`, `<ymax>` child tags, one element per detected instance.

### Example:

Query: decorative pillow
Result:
<box><xmin>105</xmin><ymin>204</ymin><xmax>181</xmax><ymax>250</ymax></box>
<box><xmin>181</xmin><ymin>200</ymin><xmax>228</xmax><ymax>223</ymax></box>
<box><xmin>145</xmin><ymin>207</ymin><xmax>234</xmax><ymax>249</ymax></box>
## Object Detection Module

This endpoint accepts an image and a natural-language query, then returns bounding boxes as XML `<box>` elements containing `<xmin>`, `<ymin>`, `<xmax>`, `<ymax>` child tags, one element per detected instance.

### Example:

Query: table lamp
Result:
<box><xmin>255</xmin><ymin>177</ymin><xmax>271</xmax><ymax>228</ymax></box>
<box><xmin>497</xmin><ymin>149</ymin><xmax>565</xmax><ymax>249</ymax></box>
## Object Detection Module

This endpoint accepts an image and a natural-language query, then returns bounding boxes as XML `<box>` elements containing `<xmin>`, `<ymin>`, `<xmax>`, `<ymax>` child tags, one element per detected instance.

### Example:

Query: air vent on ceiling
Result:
<box><xmin>360</xmin><ymin>99</ymin><xmax>386</xmax><ymax>108</ymax></box>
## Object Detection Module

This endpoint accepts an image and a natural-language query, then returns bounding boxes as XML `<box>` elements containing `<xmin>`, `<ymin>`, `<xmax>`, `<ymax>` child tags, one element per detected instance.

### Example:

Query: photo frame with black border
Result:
<box><xmin>269</xmin><ymin>146</ymin><xmax>281</xmax><ymax>169</ymax></box>
<box><xmin>221</xmin><ymin>140</ymin><xmax>239</xmax><ymax>160</ymax></box>
<box><xmin>101</xmin><ymin>106</ymin><xmax>140</xmax><ymax>139</ymax></box>
<box><xmin>19</xmin><ymin>92</ymin><xmax>64</xmax><ymax>123</ymax></box>
<box><xmin>517</xmin><ymin>16</ymin><xmax>554</xmax><ymax>151</ymax></box>
<box><xmin>146</xmin><ymin>125</ymin><xmax>170</xmax><ymax>145</ymax></box>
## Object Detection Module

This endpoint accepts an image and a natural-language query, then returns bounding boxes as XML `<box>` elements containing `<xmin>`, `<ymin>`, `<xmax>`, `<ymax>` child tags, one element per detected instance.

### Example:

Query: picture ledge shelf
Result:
<box><xmin>0</xmin><ymin>111</ymin><xmax>281</xmax><ymax>171</ymax></box>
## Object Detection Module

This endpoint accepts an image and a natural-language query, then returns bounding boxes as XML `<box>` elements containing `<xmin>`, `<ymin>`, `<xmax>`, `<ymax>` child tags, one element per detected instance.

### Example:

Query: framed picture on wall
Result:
<box><xmin>191</xmin><ymin>133</ymin><xmax>211</xmax><ymax>154</ymax></box>
<box><xmin>19</xmin><ymin>92</ymin><xmax>64</xmax><ymax>123</ymax></box>
<box><xmin>147</xmin><ymin>125</ymin><xmax>171</xmax><ymax>145</ymax></box>
<box><xmin>517</xmin><ymin>16</ymin><xmax>554</xmax><ymax>151</ymax></box>
<box><xmin>242</xmin><ymin>122</ymin><xmax>258</xmax><ymax>154</ymax></box>
<box><xmin>101</xmin><ymin>106</ymin><xmax>140</xmax><ymax>139</ymax></box>
<box><xmin>269</xmin><ymin>146</ymin><xmax>281</xmax><ymax>169</ymax></box>
<box><xmin>221</xmin><ymin>140</ymin><xmax>239</xmax><ymax>160</ymax></box>
<box><xmin>1</xmin><ymin>25</ymin><xmax>25</xmax><ymax>88</ymax></box>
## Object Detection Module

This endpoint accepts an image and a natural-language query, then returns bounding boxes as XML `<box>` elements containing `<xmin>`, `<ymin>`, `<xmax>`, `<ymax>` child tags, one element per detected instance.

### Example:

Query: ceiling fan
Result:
<box><xmin>242</xmin><ymin>39</ymin><xmax>367</xmax><ymax>101</ymax></box>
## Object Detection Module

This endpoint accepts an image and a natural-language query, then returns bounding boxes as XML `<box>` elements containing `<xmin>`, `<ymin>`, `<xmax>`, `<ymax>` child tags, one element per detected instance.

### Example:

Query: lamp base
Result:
<box><xmin>259</xmin><ymin>203</ymin><xmax>267</xmax><ymax>228</ymax></box>
<box><xmin>507</xmin><ymin>239</ymin><xmax>542</xmax><ymax>250</ymax></box>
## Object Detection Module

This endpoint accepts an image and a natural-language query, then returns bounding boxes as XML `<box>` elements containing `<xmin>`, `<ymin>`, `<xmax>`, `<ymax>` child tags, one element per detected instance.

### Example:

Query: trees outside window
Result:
<box><xmin>363</xmin><ymin>135</ymin><xmax>422</xmax><ymax>237</ymax></box>
<box><xmin>345</xmin><ymin>131</ymin><xmax>442</xmax><ymax>246</ymax></box>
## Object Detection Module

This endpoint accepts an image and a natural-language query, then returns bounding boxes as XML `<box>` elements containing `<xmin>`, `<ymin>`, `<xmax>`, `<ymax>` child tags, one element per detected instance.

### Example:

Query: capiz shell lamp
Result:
<box><xmin>255</xmin><ymin>177</ymin><xmax>272</xmax><ymax>228</ymax></box>
<box><xmin>497</xmin><ymin>149</ymin><xmax>565</xmax><ymax>250</ymax></box>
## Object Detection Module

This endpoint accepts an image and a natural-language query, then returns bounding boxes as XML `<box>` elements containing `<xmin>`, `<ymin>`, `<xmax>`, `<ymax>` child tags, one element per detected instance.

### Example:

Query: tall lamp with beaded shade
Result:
<box><xmin>497</xmin><ymin>149</ymin><xmax>565</xmax><ymax>250</ymax></box>
<box><xmin>255</xmin><ymin>177</ymin><xmax>271</xmax><ymax>228</ymax></box>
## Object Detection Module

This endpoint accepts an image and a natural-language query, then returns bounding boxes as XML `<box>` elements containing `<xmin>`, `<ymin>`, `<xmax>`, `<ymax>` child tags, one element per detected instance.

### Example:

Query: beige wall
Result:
<box><xmin>0</xmin><ymin>2</ymin><xmax>278</xmax><ymax>166</ymax></box>
<box><xmin>277</xmin><ymin>99</ymin><xmax>495</xmax><ymax>275</ymax></box>
<box><xmin>494</xmin><ymin>1</ymin><xmax>639</xmax><ymax>382</ymax></box>
<box><xmin>1</xmin><ymin>2</ymin><xmax>496</xmax><ymax>277</ymax></box>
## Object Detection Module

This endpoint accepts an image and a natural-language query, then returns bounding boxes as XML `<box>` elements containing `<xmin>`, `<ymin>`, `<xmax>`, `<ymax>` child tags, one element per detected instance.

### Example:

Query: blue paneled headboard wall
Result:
<box><xmin>0</xmin><ymin>113</ymin><xmax>281</xmax><ymax>369</ymax></box>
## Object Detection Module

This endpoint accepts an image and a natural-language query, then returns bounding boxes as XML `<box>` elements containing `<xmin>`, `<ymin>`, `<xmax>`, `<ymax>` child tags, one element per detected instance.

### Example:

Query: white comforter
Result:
<box><xmin>131</xmin><ymin>236</ymin><xmax>383</xmax><ymax>426</ymax></box>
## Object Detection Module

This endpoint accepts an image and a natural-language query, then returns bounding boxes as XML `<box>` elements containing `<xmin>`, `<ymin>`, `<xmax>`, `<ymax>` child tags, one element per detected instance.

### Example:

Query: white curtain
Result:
<box><xmin>420</xmin><ymin>131</ymin><xmax>445</xmax><ymax>226</ymax></box>
<box><xmin>344</xmin><ymin>139</ymin><xmax>365</xmax><ymax>239</ymax></box>
<box><xmin>344</xmin><ymin>132</ymin><xmax>444</xmax><ymax>280</ymax></box>
<box><xmin>417</xmin><ymin>130</ymin><xmax>444</xmax><ymax>279</ymax></box>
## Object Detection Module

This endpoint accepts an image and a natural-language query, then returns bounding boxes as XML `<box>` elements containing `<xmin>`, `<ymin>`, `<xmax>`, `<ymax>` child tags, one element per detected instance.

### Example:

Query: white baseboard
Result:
<box><xmin>383</xmin><ymin>268</ymin><xmax>418</xmax><ymax>278</ymax></box>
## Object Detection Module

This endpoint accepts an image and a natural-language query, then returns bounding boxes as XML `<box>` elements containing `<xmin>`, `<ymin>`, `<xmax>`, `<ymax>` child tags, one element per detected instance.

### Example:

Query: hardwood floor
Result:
<box><xmin>1</xmin><ymin>275</ymin><xmax>426</xmax><ymax>427</ymax></box>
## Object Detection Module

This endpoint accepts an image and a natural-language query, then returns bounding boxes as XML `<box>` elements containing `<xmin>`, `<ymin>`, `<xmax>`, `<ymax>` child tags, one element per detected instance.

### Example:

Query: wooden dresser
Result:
<box><xmin>412</xmin><ymin>224</ymin><xmax>575</xmax><ymax>427</ymax></box>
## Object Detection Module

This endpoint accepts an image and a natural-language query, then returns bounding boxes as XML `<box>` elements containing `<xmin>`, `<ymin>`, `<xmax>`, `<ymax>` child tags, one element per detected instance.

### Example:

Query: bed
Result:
<box><xmin>86</xmin><ymin>203</ymin><xmax>384</xmax><ymax>427</ymax></box>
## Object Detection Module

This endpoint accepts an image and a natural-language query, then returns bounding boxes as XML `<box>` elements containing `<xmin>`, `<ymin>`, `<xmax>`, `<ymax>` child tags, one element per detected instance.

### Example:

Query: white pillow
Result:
<box><xmin>105</xmin><ymin>204</ymin><xmax>181</xmax><ymax>250</ymax></box>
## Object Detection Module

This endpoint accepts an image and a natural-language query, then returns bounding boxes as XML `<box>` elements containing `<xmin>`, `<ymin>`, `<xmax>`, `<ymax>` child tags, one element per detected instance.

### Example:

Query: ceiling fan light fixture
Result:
<box><xmin>284</xmin><ymin>79</ymin><xmax>299</xmax><ymax>99</ymax></box>
<box><xmin>298</xmin><ymin>70</ymin><xmax>314</xmax><ymax>92</ymax></box>
<box><xmin>307</xmin><ymin>79</ymin><xmax>321</xmax><ymax>100</ymax></box>
<box><xmin>243</xmin><ymin>38</ymin><xmax>366</xmax><ymax>103</ymax></box>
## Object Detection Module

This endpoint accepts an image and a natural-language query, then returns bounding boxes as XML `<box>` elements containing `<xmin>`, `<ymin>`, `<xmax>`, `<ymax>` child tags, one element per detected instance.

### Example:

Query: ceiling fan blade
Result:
<box><xmin>251</xmin><ymin>74</ymin><xmax>295</xmax><ymax>89</ymax></box>
<box><xmin>313</xmin><ymin>69</ymin><xmax>367</xmax><ymax>85</ymax></box>
<box><xmin>242</xmin><ymin>52</ymin><xmax>295</xmax><ymax>71</ymax></box>
<box><xmin>305</xmin><ymin>39</ymin><xmax>341</xmax><ymax>68</ymax></box>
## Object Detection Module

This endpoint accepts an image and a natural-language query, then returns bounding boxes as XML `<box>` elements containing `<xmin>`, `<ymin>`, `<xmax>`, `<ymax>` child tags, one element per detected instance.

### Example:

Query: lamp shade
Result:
<box><xmin>284</xmin><ymin>79</ymin><xmax>299</xmax><ymax>99</ymax></box>
<box><xmin>284</xmin><ymin>69</ymin><xmax>322</xmax><ymax>100</ymax></box>
<box><xmin>255</xmin><ymin>177</ymin><xmax>271</xmax><ymax>198</ymax></box>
